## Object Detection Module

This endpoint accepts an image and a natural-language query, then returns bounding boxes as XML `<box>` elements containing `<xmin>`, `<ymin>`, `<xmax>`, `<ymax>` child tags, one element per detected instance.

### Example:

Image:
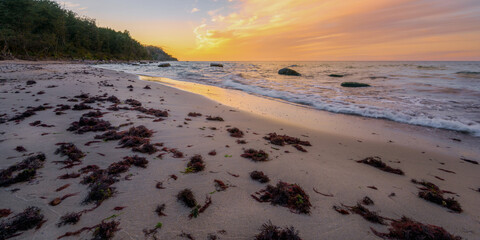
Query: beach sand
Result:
<box><xmin>0</xmin><ymin>60</ymin><xmax>479</xmax><ymax>239</ymax></box>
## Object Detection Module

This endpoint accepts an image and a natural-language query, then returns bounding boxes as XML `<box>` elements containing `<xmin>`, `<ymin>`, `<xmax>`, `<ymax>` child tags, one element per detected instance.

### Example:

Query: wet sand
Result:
<box><xmin>0</xmin><ymin>60</ymin><xmax>479</xmax><ymax>239</ymax></box>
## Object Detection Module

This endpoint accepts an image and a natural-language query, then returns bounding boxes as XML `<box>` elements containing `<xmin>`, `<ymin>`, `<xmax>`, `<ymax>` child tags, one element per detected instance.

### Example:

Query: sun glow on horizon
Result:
<box><xmin>56</xmin><ymin>0</ymin><xmax>480</xmax><ymax>61</ymax></box>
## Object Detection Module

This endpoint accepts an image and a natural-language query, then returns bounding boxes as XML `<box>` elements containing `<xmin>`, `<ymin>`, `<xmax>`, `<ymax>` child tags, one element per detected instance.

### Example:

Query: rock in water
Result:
<box><xmin>341</xmin><ymin>82</ymin><xmax>371</xmax><ymax>87</ymax></box>
<box><xmin>278</xmin><ymin>68</ymin><xmax>301</xmax><ymax>76</ymax></box>
<box><xmin>158</xmin><ymin>63</ymin><xmax>171</xmax><ymax>67</ymax></box>
<box><xmin>210</xmin><ymin>63</ymin><xmax>223</xmax><ymax>67</ymax></box>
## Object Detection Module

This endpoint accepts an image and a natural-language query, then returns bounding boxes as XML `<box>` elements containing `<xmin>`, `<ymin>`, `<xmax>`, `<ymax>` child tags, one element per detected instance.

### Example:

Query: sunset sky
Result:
<box><xmin>55</xmin><ymin>0</ymin><xmax>480</xmax><ymax>61</ymax></box>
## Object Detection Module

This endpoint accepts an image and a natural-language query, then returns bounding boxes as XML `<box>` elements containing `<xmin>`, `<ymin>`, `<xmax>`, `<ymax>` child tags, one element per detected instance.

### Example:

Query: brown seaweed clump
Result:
<box><xmin>67</xmin><ymin>117</ymin><xmax>114</xmax><ymax>134</ymax></box>
<box><xmin>132</xmin><ymin>106</ymin><xmax>168</xmax><ymax>117</ymax></box>
<box><xmin>57</xmin><ymin>212</ymin><xmax>81</xmax><ymax>227</ymax></box>
<box><xmin>107</xmin><ymin>161</ymin><xmax>131</xmax><ymax>175</ymax></box>
<box><xmin>214</xmin><ymin>179</ymin><xmax>228</xmax><ymax>191</ymax></box>
<box><xmin>95</xmin><ymin>125</ymin><xmax>153</xmax><ymax>141</ymax></box>
<box><xmin>0</xmin><ymin>206</ymin><xmax>45</xmax><ymax>239</ymax></box>
<box><xmin>54</xmin><ymin>143</ymin><xmax>85</xmax><ymax>164</ymax></box>
<box><xmin>155</xmin><ymin>204</ymin><xmax>167</xmax><ymax>216</ymax></box>
<box><xmin>0</xmin><ymin>209</ymin><xmax>12</xmax><ymax>218</ymax></box>
<box><xmin>206</xmin><ymin>116</ymin><xmax>224</xmax><ymax>121</ymax></box>
<box><xmin>371</xmin><ymin>216</ymin><xmax>462</xmax><ymax>240</ymax></box>
<box><xmin>0</xmin><ymin>153</ymin><xmax>46</xmax><ymax>187</ymax></box>
<box><xmin>264</xmin><ymin>133</ymin><xmax>311</xmax><ymax>147</ymax></box>
<box><xmin>227</xmin><ymin>128</ymin><xmax>244</xmax><ymax>138</ymax></box>
<box><xmin>252</xmin><ymin>181</ymin><xmax>311</xmax><ymax>214</ymax></box>
<box><xmin>255</xmin><ymin>221</ymin><xmax>302</xmax><ymax>240</ymax></box>
<box><xmin>177</xmin><ymin>189</ymin><xmax>197</xmax><ymax>208</ymax></box>
<box><xmin>125</xmin><ymin>99</ymin><xmax>142</xmax><ymax>107</ymax></box>
<box><xmin>82</xmin><ymin>111</ymin><xmax>104</xmax><ymax>118</ymax></box>
<box><xmin>123</xmin><ymin>155</ymin><xmax>148</xmax><ymax>168</ymax></box>
<box><xmin>250</xmin><ymin>171</ymin><xmax>270</xmax><ymax>183</ymax></box>
<box><xmin>8</xmin><ymin>105</ymin><xmax>52</xmax><ymax>122</ymax></box>
<box><xmin>241</xmin><ymin>149</ymin><xmax>269</xmax><ymax>162</ymax></box>
<box><xmin>188</xmin><ymin>112</ymin><xmax>202</xmax><ymax>117</ymax></box>
<box><xmin>348</xmin><ymin>203</ymin><xmax>386</xmax><ymax>225</ymax></box>
<box><xmin>411</xmin><ymin>179</ymin><xmax>462</xmax><ymax>213</ymax></box>
<box><xmin>92</xmin><ymin>220</ymin><xmax>120</xmax><ymax>240</ymax></box>
<box><xmin>356</xmin><ymin>157</ymin><xmax>404</xmax><ymax>175</ymax></box>
<box><xmin>185</xmin><ymin>155</ymin><xmax>206</xmax><ymax>173</ymax></box>
<box><xmin>72</xmin><ymin>103</ymin><xmax>93</xmax><ymax>111</ymax></box>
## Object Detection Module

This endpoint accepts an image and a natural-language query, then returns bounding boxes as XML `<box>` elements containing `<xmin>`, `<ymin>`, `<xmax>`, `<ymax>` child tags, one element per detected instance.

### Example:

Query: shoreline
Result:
<box><xmin>1</xmin><ymin>61</ymin><xmax>479</xmax><ymax>239</ymax></box>
<box><xmin>138</xmin><ymin>75</ymin><xmax>479</xmax><ymax>159</ymax></box>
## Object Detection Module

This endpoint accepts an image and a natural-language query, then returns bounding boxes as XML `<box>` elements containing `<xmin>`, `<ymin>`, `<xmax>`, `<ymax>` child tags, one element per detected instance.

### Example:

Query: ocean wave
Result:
<box><xmin>223</xmin><ymin>79</ymin><xmax>480</xmax><ymax>136</ymax></box>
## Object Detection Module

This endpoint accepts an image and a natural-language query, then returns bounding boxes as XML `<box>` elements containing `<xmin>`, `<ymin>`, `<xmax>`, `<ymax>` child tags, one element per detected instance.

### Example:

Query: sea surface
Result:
<box><xmin>97</xmin><ymin>61</ymin><xmax>480</xmax><ymax>137</ymax></box>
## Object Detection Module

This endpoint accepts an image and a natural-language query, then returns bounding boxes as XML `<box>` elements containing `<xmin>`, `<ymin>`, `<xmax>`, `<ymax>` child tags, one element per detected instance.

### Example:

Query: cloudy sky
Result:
<box><xmin>55</xmin><ymin>0</ymin><xmax>480</xmax><ymax>61</ymax></box>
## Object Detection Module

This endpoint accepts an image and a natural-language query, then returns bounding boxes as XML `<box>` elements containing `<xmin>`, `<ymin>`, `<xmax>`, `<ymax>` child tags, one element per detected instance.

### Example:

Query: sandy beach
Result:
<box><xmin>1</xmin><ymin>60</ymin><xmax>479</xmax><ymax>239</ymax></box>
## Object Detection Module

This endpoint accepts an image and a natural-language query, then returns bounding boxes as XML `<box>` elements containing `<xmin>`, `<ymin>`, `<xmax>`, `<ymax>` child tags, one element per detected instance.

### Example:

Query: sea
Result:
<box><xmin>96</xmin><ymin>61</ymin><xmax>480</xmax><ymax>137</ymax></box>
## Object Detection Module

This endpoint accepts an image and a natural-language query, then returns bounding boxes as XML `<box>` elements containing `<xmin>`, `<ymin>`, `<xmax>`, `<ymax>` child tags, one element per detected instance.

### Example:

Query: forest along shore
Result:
<box><xmin>0</xmin><ymin>61</ymin><xmax>479</xmax><ymax>239</ymax></box>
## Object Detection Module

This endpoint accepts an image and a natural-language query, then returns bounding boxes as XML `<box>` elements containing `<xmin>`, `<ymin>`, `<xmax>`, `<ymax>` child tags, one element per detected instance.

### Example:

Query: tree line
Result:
<box><xmin>0</xmin><ymin>0</ymin><xmax>177</xmax><ymax>61</ymax></box>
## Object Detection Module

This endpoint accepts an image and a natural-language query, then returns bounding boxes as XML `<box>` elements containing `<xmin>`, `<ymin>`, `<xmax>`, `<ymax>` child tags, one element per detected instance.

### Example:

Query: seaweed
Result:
<box><xmin>189</xmin><ymin>196</ymin><xmax>212</xmax><ymax>219</ymax></box>
<box><xmin>185</xmin><ymin>155</ymin><xmax>206</xmax><ymax>173</ymax></box>
<box><xmin>0</xmin><ymin>153</ymin><xmax>45</xmax><ymax>187</ymax></box>
<box><xmin>8</xmin><ymin>105</ymin><xmax>52</xmax><ymax>122</ymax></box>
<box><xmin>250</xmin><ymin>171</ymin><xmax>270</xmax><ymax>183</ymax></box>
<box><xmin>79</xmin><ymin>165</ymin><xmax>100</xmax><ymax>174</ymax></box>
<box><xmin>188</xmin><ymin>112</ymin><xmax>202</xmax><ymax>117</ymax></box>
<box><xmin>214</xmin><ymin>179</ymin><xmax>228</xmax><ymax>191</ymax></box>
<box><xmin>54</xmin><ymin>104</ymin><xmax>71</xmax><ymax>112</ymax></box>
<box><xmin>0</xmin><ymin>209</ymin><xmax>12</xmax><ymax>218</ymax></box>
<box><xmin>356</xmin><ymin>157</ymin><xmax>404</xmax><ymax>175</ymax></box>
<box><xmin>143</xmin><ymin>222</ymin><xmax>162</xmax><ymax>240</ymax></box>
<box><xmin>206</xmin><ymin>116</ymin><xmax>224</xmax><ymax>121</ymax></box>
<box><xmin>177</xmin><ymin>189</ymin><xmax>197</xmax><ymax>208</ymax></box>
<box><xmin>460</xmin><ymin>157</ymin><xmax>478</xmax><ymax>165</ymax></box>
<box><xmin>82</xmin><ymin>111</ymin><xmax>104</xmax><ymax>118</ymax></box>
<box><xmin>333</xmin><ymin>205</ymin><xmax>349</xmax><ymax>215</ymax></box>
<box><xmin>50</xmin><ymin>193</ymin><xmax>79</xmax><ymax>206</ymax></box>
<box><xmin>236</xmin><ymin>139</ymin><xmax>247</xmax><ymax>144</ymax></box>
<box><xmin>179</xmin><ymin>232</ymin><xmax>195</xmax><ymax>240</ymax></box>
<box><xmin>411</xmin><ymin>179</ymin><xmax>462</xmax><ymax>213</ymax></box>
<box><xmin>241</xmin><ymin>149</ymin><xmax>269</xmax><ymax>162</ymax></box>
<box><xmin>57</xmin><ymin>212</ymin><xmax>81</xmax><ymax>227</ymax></box>
<box><xmin>123</xmin><ymin>155</ymin><xmax>148</xmax><ymax>168</ymax></box>
<box><xmin>348</xmin><ymin>203</ymin><xmax>386</xmax><ymax>224</ymax></box>
<box><xmin>371</xmin><ymin>216</ymin><xmax>462</xmax><ymax>240</ymax></box>
<box><xmin>58</xmin><ymin>172</ymin><xmax>81</xmax><ymax>179</ymax></box>
<box><xmin>312</xmin><ymin>188</ymin><xmax>333</xmax><ymax>197</ymax></box>
<box><xmin>252</xmin><ymin>181</ymin><xmax>311</xmax><ymax>214</ymax></box>
<box><xmin>72</xmin><ymin>103</ymin><xmax>93</xmax><ymax>111</ymax></box>
<box><xmin>0</xmin><ymin>206</ymin><xmax>44</xmax><ymax>239</ymax></box>
<box><xmin>83</xmin><ymin>182</ymin><xmax>116</xmax><ymax>205</ymax></box>
<box><xmin>255</xmin><ymin>221</ymin><xmax>302</xmax><ymax>240</ymax></box>
<box><xmin>264</xmin><ymin>133</ymin><xmax>311</xmax><ymax>147</ymax></box>
<box><xmin>54</xmin><ymin>143</ymin><xmax>85</xmax><ymax>164</ymax></box>
<box><xmin>155</xmin><ymin>204</ymin><xmax>167</xmax><ymax>216</ymax></box>
<box><xmin>132</xmin><ymin>106</ymin><xmax>168</xmax><ymax>117</ymax></box>
<box><xmin>92</xmin><ymin>220</ymin><xmax>120</xmax><ymax>240</ymax></box>
<box><xmin>227</xmin><ymin>127</ymin><xmax>244</xmax><ymax>138</ymax></box>
<box><xmin>362</xmin><ymin>196</ymin><xmax>374</xmax><ymax>205</ymax></box>
<box><xmin>55</xmin><ymin>184</ymin><xmax>71</xmax><ymax>192</ymax></box>
<box><xmin>132</xmin><ymin>143</ymin><xmax>158</xmax><ymax>154</ymax></box>
<box><xmin>292</xmin><ymin>144</ymin><xmax>307</xmax><ymax>152</ymax></box>
<box><xmin>125</xmin><ymin>98</ymin><xmax>142</xmax><ymax>107</ymax></box>
<box><xmin>67</xmin><ymin>117</ymin><xmax>114</xmax><ymax>134</ymax></box>
<box><xmin>14</xmin><ymin>146</ymin><xmax>27</xmax><ymax>152</ymax></box>
<box><xmin>208</xmin><ymin>150</ymin><xmax>217</xmax><ymax>156</ymax></box>
<box><xmin>107</xmin><ymin>160</ymin><xmax>131</xmax><ymax>175</ymax></box>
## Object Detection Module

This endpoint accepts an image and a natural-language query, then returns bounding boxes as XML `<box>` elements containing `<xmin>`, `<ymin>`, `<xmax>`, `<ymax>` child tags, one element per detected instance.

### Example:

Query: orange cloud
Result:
<box><xmin>184</xmin><ymin>0</ymin><xmax>480</xmax><ymax>61</ymax></box>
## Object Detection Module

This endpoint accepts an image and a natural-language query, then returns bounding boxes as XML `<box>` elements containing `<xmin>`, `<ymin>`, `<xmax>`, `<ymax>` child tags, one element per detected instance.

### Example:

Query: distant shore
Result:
<box><xmin>0</xmin><ymin>60</ymin><xmax>479</xmax><ymax>239</ymax></box>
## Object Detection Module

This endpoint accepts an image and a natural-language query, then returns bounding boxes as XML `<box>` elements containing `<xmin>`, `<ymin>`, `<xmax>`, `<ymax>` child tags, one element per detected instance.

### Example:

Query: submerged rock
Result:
<box><xmin>341</xmin><ymin>82</ymin><xmax>371</xmax><ymax>88</ymax></box>
<box><xmin>328</xmin><ymin>74</ymin><xmax>345</xmax><ymax>78</ymax></box>
<box><xmin>278</xmin><ymin>68</ymin><xmax>301</xmax><ymax>76</ymax></box>
<box><xmin>158</xmin><ymin>63</ymin><xmax>171</xmax><ymax>67</ymax></box>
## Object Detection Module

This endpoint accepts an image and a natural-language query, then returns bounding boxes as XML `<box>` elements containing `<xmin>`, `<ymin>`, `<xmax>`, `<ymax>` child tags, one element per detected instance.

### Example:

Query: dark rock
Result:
<box><xmin>26</xmin><ymin>80</ymin><xmax>36</xmax><ymax>85</ymax></box>
<box><xmin>341</xmin><ymin>82</ymin><xmax>371</xmax><ymax>87</ymax></box>
<box><xmin>158</xmin><ymin>63</ymin><xmax>171</xmax><ymax>67</ymax></box>
<box><xmin>210</xmin><ymin>63</ymin><xmax>223</xmax><ymax>67</ymax></box>
<box><xmin>278</xmin><ymin>68</ymin><xmax>301</xmax><ymax>76</ymax></box>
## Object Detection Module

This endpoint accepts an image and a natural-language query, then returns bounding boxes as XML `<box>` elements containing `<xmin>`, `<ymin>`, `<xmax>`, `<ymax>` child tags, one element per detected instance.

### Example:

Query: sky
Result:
<box><xmin>55</xmin><ymin>0</ymin><xmax>480</xmax><ymax>61</ymax></box>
